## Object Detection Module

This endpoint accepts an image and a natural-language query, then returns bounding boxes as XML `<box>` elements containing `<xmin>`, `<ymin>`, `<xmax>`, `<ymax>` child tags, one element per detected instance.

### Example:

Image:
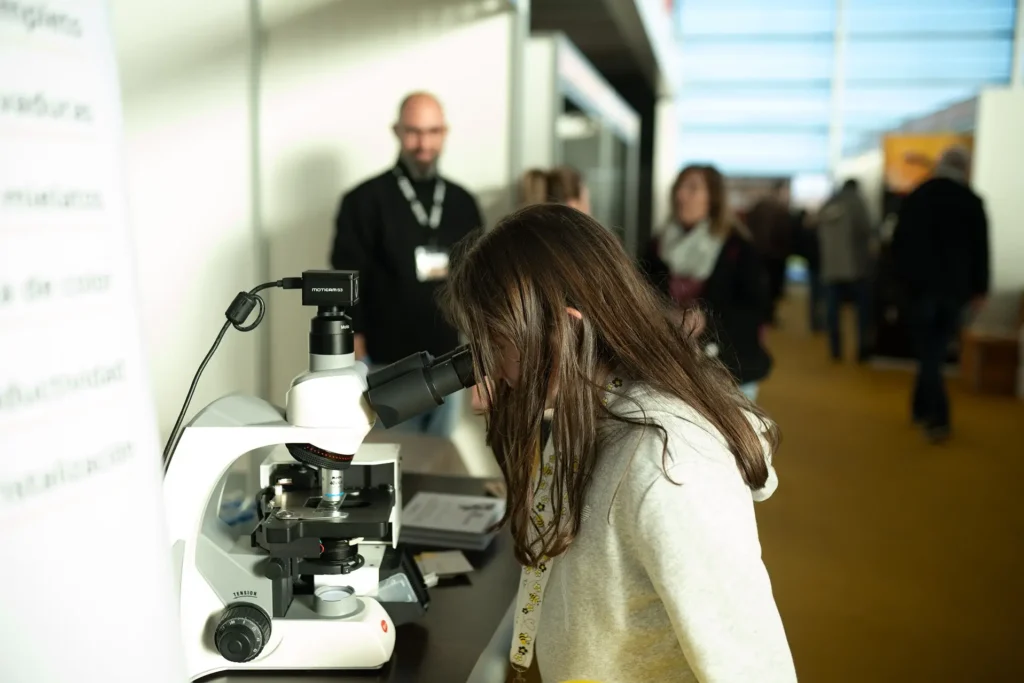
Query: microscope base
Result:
<box><xmin>186</xmin><ymin>595</ymin><xmax>395</xmax><ymax>681</ymax></box>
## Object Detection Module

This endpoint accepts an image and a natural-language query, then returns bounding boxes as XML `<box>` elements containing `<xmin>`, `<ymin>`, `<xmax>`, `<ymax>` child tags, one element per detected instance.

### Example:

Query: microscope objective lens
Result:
<box><xmin>321</xmin><ymin>468</ymin><xmax>344</xmax><ymax>503</ymax></box>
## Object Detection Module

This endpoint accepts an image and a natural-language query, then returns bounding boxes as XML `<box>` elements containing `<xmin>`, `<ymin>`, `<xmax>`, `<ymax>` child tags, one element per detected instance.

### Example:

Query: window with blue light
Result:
<box><xmin>674</xmin><ymin>0</ymin><xmax>835</xmax><ymax>36</ymax></box>
<box><xmin>676</xmin><ymin>40</ymin><xmax>834</xmax><ymax>86</ymax></box>
<box><xmin>672</xmin><ymin>0</ymin><xmax>1018</xmax><ymax>177</ymax></box>
<box><xmin>844</xmin><ymin>0</ymin><xmax>1015</xmax><ymax>35</ymax></box>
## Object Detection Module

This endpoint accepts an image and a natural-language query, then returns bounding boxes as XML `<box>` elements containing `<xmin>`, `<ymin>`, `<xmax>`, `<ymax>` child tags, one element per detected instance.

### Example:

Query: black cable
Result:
<box><xmin>162</xmin><ymin>280</ymin><xmax>292</xmax><ymax>474</ymax></box>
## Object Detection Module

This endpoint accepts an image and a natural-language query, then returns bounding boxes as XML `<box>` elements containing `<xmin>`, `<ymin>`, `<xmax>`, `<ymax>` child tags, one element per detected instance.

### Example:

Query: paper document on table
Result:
<box><xmin>403</xmin><ymin>492</ymin><xmax>505</xmax><ymax>534</ymax></box>
<box><xmin>416</xmin><ymin>550</ymin><xmax>475</xmax><ymax>578</ymax></box>
<box><xmin>401</xmin><ymin>492</ymin><xmax>506</xmax><ymax>551</ymax></box>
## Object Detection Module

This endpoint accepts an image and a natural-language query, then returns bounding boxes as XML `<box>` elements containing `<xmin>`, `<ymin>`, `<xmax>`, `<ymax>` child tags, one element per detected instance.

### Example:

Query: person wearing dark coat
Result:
<box><xmin>642</xmin><ymin>164</ymin><xmax>772</xmax><ymax>401</ymax></box>
<box><xmin>892</xmin><ymin>146</ymin><xmax>990</xmax><ymax>442</ymax></box>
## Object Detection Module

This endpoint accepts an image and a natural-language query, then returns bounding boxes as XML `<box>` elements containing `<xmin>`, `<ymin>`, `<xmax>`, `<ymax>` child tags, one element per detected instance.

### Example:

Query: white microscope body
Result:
<box><xmin>162</xmin><ymin>271</ymin><xmax>471</xmax><ymax>681</ymax></box>
<box><xmin>164</xmin><ymin>365</ymin><xmax>403</xmax><ymax>680</ymax></box>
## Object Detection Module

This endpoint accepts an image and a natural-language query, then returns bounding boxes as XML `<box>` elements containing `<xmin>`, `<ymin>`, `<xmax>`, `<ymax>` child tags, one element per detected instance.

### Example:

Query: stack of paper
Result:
<box><xmin>415</xmin><ymin>550</ymin><xmax>475</xmax><ymax>579</ymax></box>
<box><xmin>401</xmin><ymin>492</ymin><xmax>506</xmax><ymax>551</ymax></box>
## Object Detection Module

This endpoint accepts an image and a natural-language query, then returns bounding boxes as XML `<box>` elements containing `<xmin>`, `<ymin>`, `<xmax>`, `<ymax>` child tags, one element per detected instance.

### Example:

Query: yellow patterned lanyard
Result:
<box><xmin>509</xmin><ymin>439</ymin><xmax>556</xmax><ymax>677</ymax></box>
<box><xmin>509</xmin><ymin>375</ymin><xmax>624</xmax><ymax>678</ymax></box>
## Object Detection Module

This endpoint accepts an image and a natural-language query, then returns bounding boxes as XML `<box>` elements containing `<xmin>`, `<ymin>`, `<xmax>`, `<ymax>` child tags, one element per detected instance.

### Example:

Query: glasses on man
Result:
<box><xmin>398</xmin><ymin>125</ymin><xmax>446</xmax><ymax>140</ymax></box>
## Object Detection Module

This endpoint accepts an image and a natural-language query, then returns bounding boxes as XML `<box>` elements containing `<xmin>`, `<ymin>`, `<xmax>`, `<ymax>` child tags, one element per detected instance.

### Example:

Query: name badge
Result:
<box><xmin>415</xmin><ymin>246</ymin><xmax>450</xmax><ymax>282</ymax></box>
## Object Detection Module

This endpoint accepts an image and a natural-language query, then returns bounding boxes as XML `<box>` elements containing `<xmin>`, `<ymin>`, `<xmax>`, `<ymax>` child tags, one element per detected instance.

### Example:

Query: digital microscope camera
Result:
<box><xmin>162</xmin><ymin>270</ymin><xmax>476</xmax><ymax>681</ymax></box>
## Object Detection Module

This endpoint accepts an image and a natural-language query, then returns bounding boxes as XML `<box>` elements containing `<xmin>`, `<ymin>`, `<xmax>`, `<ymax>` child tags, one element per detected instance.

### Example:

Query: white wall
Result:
<box><xmin>522</xmin><ymin>36</ymin><xmax>558</xmax><ymax>171</ymax></box>
<box><xmin>651</xmin><ymin>96</ymin><xmax>677</xmax><ymax>235</ymax></box>
<box><xmin>259</xmin><ymin>0</ymin><xmax>521</xmax><ymax>404</ymax></box>
<box><xmin>835</xmin><ymin>147</ymin><xmax>884</xmax><ymax>225</ymax></box>
<box><xmin>111</xmin><ymin>0</ymin><xmax>260</xmax><ymax>443</ymax></box>
<box><xmin>110</xmin><ymin>0</ymin><xmax>518</xmax><ymax>477</ymax></box>
<box><xmin>973</xmin><ymin>87</ymin><xmax>1024</xmax><ymax>292</ymax></box>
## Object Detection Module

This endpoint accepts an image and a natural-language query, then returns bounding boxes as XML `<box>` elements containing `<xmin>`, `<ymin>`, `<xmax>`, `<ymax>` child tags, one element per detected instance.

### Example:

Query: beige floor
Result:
<box><xmin>756</xmin><ymin>296</ymin><xmax>1024</xmax><ymax>682</ymax></box>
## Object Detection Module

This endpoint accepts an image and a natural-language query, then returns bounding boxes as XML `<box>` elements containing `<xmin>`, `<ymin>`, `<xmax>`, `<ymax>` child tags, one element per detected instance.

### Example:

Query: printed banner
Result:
<box><xmin>882</xmin><ymin>132</ymin><xmax>974</xmax><ymax>195</ymax></box>
<box><xmin>0</xmin><ymin>1</ymin><xmax>186</xmax><ymax>680</ymax></box>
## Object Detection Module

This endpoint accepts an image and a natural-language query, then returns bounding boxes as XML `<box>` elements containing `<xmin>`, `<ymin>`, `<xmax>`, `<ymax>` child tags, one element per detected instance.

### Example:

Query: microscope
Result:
<box><xmin>162</xmin><ymin>270</ymin><xmax>476</xmax><ymax>681</ymax></box>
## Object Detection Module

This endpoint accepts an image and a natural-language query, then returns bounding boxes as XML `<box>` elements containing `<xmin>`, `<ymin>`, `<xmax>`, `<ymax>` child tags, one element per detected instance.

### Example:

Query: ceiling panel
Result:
<box><xmin>530</xmin><ymin>0</ymin><xmax>651</xmax><ymax>81</ymax></box>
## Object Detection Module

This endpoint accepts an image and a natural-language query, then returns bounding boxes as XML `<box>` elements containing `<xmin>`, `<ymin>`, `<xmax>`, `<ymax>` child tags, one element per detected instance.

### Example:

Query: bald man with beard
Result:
<box><xmin>331</xmin><ymin>92</ymin><xmax>484</xmax><ymax>437</ymax></box>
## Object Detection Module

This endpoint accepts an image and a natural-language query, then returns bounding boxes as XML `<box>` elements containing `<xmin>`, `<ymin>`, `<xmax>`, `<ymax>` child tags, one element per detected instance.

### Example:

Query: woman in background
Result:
<box><xmin>642</xmin><ymin>164</ymin><xmax>772</xmax><ymax>401</ymax></box>
<box><xmin>519</xmin><ymin>165</ymin><xmax>591</xmax><ymax>214</ymax></box>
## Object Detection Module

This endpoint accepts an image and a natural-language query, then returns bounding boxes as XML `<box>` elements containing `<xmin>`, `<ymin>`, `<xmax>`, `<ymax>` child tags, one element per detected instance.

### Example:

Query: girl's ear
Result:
<box><xmin>566</xmin><ymin>307</ymin><xmax>583</xmax><ymax>320</ymax></box>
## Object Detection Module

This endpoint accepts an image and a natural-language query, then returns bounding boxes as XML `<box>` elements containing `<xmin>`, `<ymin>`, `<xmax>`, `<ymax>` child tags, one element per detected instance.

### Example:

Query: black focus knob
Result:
<box><xmin>214</xmin><ymin>603</ymin><xmax>271</xmax><ymax>663</ymax></box>
<box><xmin>264</xmin><ymin>557</ymin><xmax>290</xmax><ymax>580</ymax></box>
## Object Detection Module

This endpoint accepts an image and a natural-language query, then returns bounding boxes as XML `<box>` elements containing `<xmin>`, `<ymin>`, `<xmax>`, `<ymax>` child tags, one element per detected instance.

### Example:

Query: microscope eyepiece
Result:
<box><xmin>365</xmin><ymin>345</ymin><xmax>476</xmax><ymax>429</ymax></box>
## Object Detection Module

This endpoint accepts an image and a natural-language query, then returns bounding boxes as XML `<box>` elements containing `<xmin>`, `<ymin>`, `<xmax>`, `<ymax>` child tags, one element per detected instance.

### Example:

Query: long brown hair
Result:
<box><xmin>519</xmin><ymin>165</ymin><xmax>585</xmax><ymax>207</ymax></box>
<box><xmin>442</xmin><ymin>204</ymin><xmax>778</xmax><ymax>567</ymax></box>
<box><xmin>672</xmin><ymin>164</ymin><xmax>735</xmax><ymax>238</ymax></box>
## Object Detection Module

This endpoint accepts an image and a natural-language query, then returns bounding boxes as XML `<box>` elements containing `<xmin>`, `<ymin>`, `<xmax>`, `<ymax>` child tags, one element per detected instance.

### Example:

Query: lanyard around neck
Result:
<box><xmin>509</xmin><ymin>373</ymin><xmax>625</xmax><ymax>676</ymax></box>
<box><xmin>393</xmin><ymin>166</ymin><xmax>446</xmax><ymax>230</ymax></box>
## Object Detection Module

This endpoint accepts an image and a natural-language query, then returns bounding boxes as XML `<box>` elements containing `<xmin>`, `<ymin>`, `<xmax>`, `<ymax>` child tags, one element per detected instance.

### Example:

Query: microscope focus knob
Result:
<box><xmin>214</xmin><ymin>604</ymin><xmax>271</xmax><ymax>663</ymax></box>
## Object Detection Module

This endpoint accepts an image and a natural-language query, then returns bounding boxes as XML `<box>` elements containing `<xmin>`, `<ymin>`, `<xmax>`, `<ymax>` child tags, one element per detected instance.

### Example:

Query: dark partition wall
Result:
<box><xmin>607</xmin><ymin>76</ymin><xmax>656</xmax><ymax>256</ymax></box>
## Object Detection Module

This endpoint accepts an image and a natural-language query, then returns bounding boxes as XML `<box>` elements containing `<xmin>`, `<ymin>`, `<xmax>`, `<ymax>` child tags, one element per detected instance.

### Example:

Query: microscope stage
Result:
<box><xmin>263</xmin><ymin>486</ymin><xmax>393</xmax><ymax>543</ymax></box>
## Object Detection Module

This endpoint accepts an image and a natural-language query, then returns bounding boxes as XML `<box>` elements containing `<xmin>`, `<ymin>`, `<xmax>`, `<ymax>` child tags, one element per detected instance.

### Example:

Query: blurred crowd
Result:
<box><xmin>330</xmin><ymin>92</ymin><xmax>989</xmax><ymax>445</ymax></box>
<box><xmin>519</xmin><ymin>148</ymin><xmax>989</xmax><ymax>443</ymax></box>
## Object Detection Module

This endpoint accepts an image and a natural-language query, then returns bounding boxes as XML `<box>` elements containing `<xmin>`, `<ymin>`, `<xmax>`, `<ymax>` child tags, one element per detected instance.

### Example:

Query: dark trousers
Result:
<box><xmin>767</xmin><ymin>257</ymin><xmax>788</xmax><ymax>322</ymax></box>
<box><xmin>825</xmin><ymin>279</ymin><xmax>871</xmax><ymax>360</ymax></box>
<box><xmin>908</xmin><ymin>298</ymin><xmax>961</xmax><ymax>429</ymax></box>
<box><xmin>808</xmin><ymin>268</ymin><xmax>825</xmax><ymax>332</ymax></box>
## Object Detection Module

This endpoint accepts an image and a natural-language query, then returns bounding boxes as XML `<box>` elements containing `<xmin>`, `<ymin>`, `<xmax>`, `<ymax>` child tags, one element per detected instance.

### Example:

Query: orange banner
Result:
<box><xmin>883</xmin><ymin>132</ymin><xmax>974</xmax><ymax>194</ymax></box>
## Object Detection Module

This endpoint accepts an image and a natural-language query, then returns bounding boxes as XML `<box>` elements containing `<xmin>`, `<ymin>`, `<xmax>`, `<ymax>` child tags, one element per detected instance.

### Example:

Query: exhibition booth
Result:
<box><xmin>0</xmin><ymin>1</ymin><xmax>677</xmax><ymax>681</ymax></box>
<box><xmin>113</xmin><ymin>0</ymin><xmax>658</xmax><ymax>452</ymax></box>
<box><xmin>835</xmin><ymin>87</ymin><xmax>1024</xmax><ymax>386</ymax></box>
<box><xmin>114</xmin><ymin>0</ymin><xmax>530</xmax><ymax>456</ymax></box>
<box><xmin>257</xmin><ymin>0</ymin><xmax>527</xmax><ymax>404</ymax></box>
<box><xmin>837</xmin><ymin>87</ymin><xmax>1024</xmax><ymax>295</ymax></box>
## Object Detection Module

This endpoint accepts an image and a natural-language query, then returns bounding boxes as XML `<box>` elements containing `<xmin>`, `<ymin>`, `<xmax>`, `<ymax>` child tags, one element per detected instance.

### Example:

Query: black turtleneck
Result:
<box><xmin>330</xmin><ymin>159</ymin><xmax>485</xmax><ymax>364</ymax></box>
